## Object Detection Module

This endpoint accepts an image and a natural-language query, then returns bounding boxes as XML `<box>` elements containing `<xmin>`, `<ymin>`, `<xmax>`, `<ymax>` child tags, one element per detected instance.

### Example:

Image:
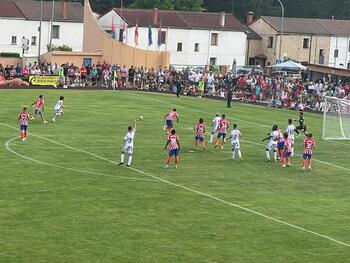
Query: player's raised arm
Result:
<box><xmin>262</xmin><ymin>135</ymin><xmax>271</xmax><ymax>142</ymax></box>
<box><xmin>133</xmin><ymin>119</ymin><xmax>137</xmax><ymax>132</ymax></box>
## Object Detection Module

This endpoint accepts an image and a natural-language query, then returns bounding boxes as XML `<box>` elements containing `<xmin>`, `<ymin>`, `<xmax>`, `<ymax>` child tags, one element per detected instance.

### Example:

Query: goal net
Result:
<box><xmin>323</xmin><ymin>96</ymin><xmax>350</xmax><ymax>140</ymax></box>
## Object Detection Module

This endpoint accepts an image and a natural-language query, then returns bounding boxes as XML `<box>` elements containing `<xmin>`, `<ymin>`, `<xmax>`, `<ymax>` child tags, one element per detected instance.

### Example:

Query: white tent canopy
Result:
<box><xmin>272</xmin><ymin>60</ymin><xmax>307</xmax><ymax>71</ymax></box>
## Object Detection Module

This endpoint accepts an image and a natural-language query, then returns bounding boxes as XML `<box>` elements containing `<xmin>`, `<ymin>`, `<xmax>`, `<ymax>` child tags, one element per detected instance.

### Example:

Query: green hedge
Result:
<box><xmin>0</xmin><ymin>52</ymin><xmax>20</xmax><ymax>58</ymax></box>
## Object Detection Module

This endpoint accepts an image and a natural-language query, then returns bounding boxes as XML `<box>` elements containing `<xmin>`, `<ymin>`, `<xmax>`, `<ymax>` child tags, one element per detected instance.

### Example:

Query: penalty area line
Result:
<box><xmin>5</xmin><ymin>136</ymin><xmax>158</xmax><ymax>183</ymax></box>
<box><xmin>1</xmin><ymin>122</ymin><xmax>350</xmax><ymax>247</ymax></box>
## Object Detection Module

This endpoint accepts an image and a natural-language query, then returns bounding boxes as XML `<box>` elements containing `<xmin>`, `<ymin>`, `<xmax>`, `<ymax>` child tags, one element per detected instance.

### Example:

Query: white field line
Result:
<box><xmin>5</xmin><ymin>136</ymin><xmax>157</xmax><ymax>183</ymax></box>
<box><xmin>1</xmin><ymin>122</ymin><xmax>350</xmax><ymax>247</ymax></box>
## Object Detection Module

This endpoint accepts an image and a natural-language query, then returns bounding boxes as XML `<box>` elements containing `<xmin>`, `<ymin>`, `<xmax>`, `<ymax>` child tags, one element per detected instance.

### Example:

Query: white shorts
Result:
<box><xmin>266</xmin><ymin>141</ymin><xmax>277</xmax><ymax>151</ymax></box>
<box><xmin>211</xmin><ymin>126</ymin><xmax>219</xmax><ymax>134</ymax></box>
<box><xmin>121</xmin><ymin>145</ymin><xmax>133</xmax><ymax>155</ymax></box>
<box><xmin>231</xmin><ymin>141</ymin><xmax>240</xmax><ymax>150</ymax></box>
<box><xmin>55</xmin><ymin>108</ymin><xmax>63</xmax><ymax>115</ymax></box>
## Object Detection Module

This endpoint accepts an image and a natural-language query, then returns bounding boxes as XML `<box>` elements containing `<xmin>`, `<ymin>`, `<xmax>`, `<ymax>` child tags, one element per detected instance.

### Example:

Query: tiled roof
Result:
<box><xmin>0</xmin><ymin>0</ymin><xmax>83</xmax><ymax>22</ymax></box>
<box><xmin>0</xmin><ymin>0</ymin><xmax>25</xmax><ymax>18</ymax></box>
<box><xmin>261</xmin><ymin>16</ymin><xmax>331</xmax><ymax>35</ymax></box>
<box><xmin>316</xmin><ymin>19</ymin><xmax>350</xmax><ymax>36</ymax></box>
<box><xmin>113</xmin><ymin>8</ymin><xmax>248</xmax><ymax>32</ymax></box>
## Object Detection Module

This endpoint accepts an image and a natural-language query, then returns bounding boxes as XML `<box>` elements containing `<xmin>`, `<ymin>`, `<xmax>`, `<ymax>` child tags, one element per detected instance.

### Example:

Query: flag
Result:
<box><xmin>157</xmin><ymin>20</ymin><xmax>162</xmax><ymax>47</ymax></box>
<box><xmin>134</xmin><ymin>20</ymin><xmax>139</xmax><ymax>46</ymax></box>
<box><xmin>120</xmin><ymin>21</ymin><xmax>126</xmax><ymax>43</ymax></box>
<box><xmin>148</xmin><ymin>20</ymin><xmax>153</xmax><ymax>46</ymax></box>
<box><xmin>111</xmin><ymin>20</ymin><xmax>116</xmax><ymax>39</ymax></box>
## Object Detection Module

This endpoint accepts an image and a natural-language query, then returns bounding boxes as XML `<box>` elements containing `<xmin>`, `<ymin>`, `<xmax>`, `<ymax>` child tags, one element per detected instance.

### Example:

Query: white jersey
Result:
<box><xmin>124</xmin><ymin>130</ymin><xmax>135</xmax><ymax>147</ymax></box>
<box><xmin>286</xmin><ymin>124</ymin><xmax>295</xmax><ymax>139</ymax></box>
<box><xmin>54</xmin><ymin>100</ymin><xmax>64</xmax><ymax>111</ymax></box>
<box><xmin>266</xmin><ymin>130</ymin><xmax>279</xmax><ymax>150</ymax></box>
<box><xmin>231</xmin><ymin>129</ymin><xmax>241</xmax><ymax>143</ymax></box>
<box><xmin>212</xmin><ymin>116</ymin><xmax>222</xmax><ymax>130</ymax></box>
<box><xmin>270</xmin><ymin>130</ymin><xmax>279</xmax><ymax>143</ymax></box>
<box><xmin>231</xmin><ymin>129</ymin><xmax>241</xmax><ymax>149</ymax></box>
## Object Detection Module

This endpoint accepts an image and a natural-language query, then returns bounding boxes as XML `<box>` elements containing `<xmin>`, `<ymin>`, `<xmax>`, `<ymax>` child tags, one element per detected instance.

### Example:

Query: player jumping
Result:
<box><xmin>262</xmin><ymin>125</ymin><xmax>279</xmax><ymax>162</ymax></box>
<box><xmin>281</xmin><ymin>132</ymin><xmax>292</xmax><ymax>167</ymax></box>
<box><xmin>118</xmin><ymin>120</ymin><xmax>136</xmax><ymax>167</ymax></box>
<box><xmin>209</xmin><ymin>113</ymin><xmax>221</xmax><ymax>143</ymax></box>
<box><xmin>215</xmin><ymin>114</ymin><xmax>229</xmax><ymax>149</ymax></box>
<box><xmin>164</xmin><ymin>108</ymin><xmax>179</xmax><ymax>134</ymax></box>
<box><xmin>18</xmin><ymin>107</ymin><xmax>33</xmax><ymax>141</ymax></box>
<box><xmin>164</xmin><ymin>129</ymin><xmax>180</xmax><ymax>169</ymax></box>
<box><xmin>302</xmin><ymin>133</ymin><xmax>316</xmax><ymax>171</ymax></box>
<box><xmin>31</xmin><ymin>95</ymin><xmax>48</xmax><ymax>123</ymax></box>
<box><xmin>52</xmin><ymin>96</ymin><xmax>64</xmax><ymax>122</ymax></box>
<box><xmin>194</xmin><ymin>118</ymin><xmax>206</xmax><ymax>150</ymax></box>
<box><xmin>228</xmin><ymin>124</ymin><xmax>242</xmax><ymax>160</ymax></box>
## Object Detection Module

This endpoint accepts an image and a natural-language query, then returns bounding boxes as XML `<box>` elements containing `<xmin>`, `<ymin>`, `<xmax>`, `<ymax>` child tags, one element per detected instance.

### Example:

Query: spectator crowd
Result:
<box><xmin>1</xmin><ymin>61</ymin><xmax>350</xmax><ymax>112</ymax></box>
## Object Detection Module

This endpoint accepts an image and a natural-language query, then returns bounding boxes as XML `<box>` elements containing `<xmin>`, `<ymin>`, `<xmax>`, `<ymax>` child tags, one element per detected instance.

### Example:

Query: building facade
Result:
<box><xmin>99</xmin><ymin>8</ymin><xmax>249</xmax><ymax>69</ymax></box>
<box><xmin>249</xmin><ymin>16</ymin><xmax>332</xmax><ymax>67</ymax></box>
<box><xmin>0</xmin><ymin>0</ymin><xmax>83</xmax><ymax>59</ymax></box>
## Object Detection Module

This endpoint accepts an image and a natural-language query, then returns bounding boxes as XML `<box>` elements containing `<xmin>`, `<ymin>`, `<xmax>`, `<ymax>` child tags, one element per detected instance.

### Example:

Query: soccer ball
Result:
<box><xmin>139</xmin><ymin>116</ymin><xmax>144</xmax><ymax>121</ymax></box>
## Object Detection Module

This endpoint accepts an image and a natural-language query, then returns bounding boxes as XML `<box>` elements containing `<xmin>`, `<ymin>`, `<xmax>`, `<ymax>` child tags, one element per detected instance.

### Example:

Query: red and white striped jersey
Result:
<box><xmin>166</xmin><ymin>111</ymin><xmax>178</xmax><ymax>121</ymax></box>
<box><xmin>218</xmin><ymin>119</ymin><xmax>229</xmax><ymax>133</ymax></box>
<box><xmin>284</xmin><ymin>138</ymin><xmax>292</xmax><ymax>152</ymax></box>
<box><xmin>195</xmin><ymin>123</ymin><xmax>206</xmax><ymax>136</ymax></box>
<box><xmin>34</xmin><ymin>98</ymin><xmax>44</xmax><ymax>110</ymax></box>
<box><xmin>18</xmin><ymin>111</ymin><xmax>30</xmax><ymax>126</ymax></box>
<box><xmin>168</xmin><ymin>134</ymin><xmax>179</xmax><ymax>150</ymax></box>
<box><xmin>303</xmin><ymin>138</ymin><xmax>316</xmax><ymax>154</ymax></box>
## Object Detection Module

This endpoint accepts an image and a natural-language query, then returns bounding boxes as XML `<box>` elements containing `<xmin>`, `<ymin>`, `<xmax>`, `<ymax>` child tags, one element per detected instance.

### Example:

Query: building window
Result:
<box><xmin>11</xmin><ymin>36</ymin><xmax>17</xmax><ymax>45</ymax></box>
<box><xmin>31</xmin><ymin>36</ymin><xmax>37</xmax><ymax>46</ymax></box>
<box><xmin>177</xmin><ymin>42</ymin><xmax>182</xmax><ymax>52</ymax></box>
<box><xmin>267</xmin><ymin>61</ymin><xmax>271</xmax><ymax>66</ymax></box>
<box><xmin>319</xmin><ymin>49</ymin><xmax>324</xmax><ymax>65</ymax></box>
<box><xmin>303</xmin><ymin>38</ymin><xmax>309</xmax><ymax>49</ymax></box>
<box><xmin>267</xmin><ymin>36</ymin><xmax>273</xmax><ymax>48</ymax></box>
<box><xmin>194</xmin><ymin>43</ymin><xmax>199</xmax><ymax>52</ymax></box>
<box><xmin>334</xmin><ymin>49</ymin><xmax>339</xmax><ymax>58</ymax></box>
<box><xmin>209</xmin><ymin>57</ymin><xmax>217</xmax><ymax>65</ymax></box>
<box><xmin>161</xmin><ymin>31</ymin><xmax>166</xmax><ymax>44</ymax></box>
<box><xmin>347</xmin><ymin>62</ymin><xmax>350</xmax><ymax>70</ymax></box>
<box><xmin>52</xmin><ymin>25</ymin><xmax>60</xmax><ymax>39</ymax></box>
<box><xmin>349</xmin><ymin>40</ymin><xmax>350</xmax><ymax>52</ymax></box>
<box><xmin>211</xmin><ymin>33</ymin><xmax>218</xmax><ymax>46</ymax></box>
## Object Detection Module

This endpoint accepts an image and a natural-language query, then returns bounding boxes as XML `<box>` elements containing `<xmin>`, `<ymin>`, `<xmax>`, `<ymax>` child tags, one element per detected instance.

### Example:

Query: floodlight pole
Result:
<box><xmin>38</xmin><ymin>0</ymin><xmax>43</xmax><ymax>64</ymax></box>
<box><xmin>277</xmin><ymin>0</ymin><xmax>284</xmax><ymax>62</ymax></box>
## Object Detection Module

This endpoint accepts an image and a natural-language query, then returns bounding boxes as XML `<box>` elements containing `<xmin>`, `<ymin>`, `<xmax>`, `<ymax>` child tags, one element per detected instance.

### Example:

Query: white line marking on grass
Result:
<box><xmin>5</xmin><ymin>136</ymin><xmax>158</xmax><ymax>183</ymax></box>
<box><xmin>129</xmin><ymin>93</ymin><xmax>350</xmax><ymax>171</ymax></box>
<box><xmin>1</xmin><ymin>122</ymin><xmax>350</xmax><ymax>247</ymax></box>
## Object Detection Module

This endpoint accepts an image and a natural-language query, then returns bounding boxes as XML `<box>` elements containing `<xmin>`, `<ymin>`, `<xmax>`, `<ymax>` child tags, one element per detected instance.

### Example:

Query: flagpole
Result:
<box><xmin>110</xmin><ymin>16</ymin><xmax>114</xmax><ymax>65</ymax></box>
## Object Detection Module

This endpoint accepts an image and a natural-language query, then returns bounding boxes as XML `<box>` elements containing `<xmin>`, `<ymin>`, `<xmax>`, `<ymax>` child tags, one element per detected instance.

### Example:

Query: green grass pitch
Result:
<box><xmin>0</xmin><ymin>90</ymin><xmax>350</xmax><ymax>262</ymax></box>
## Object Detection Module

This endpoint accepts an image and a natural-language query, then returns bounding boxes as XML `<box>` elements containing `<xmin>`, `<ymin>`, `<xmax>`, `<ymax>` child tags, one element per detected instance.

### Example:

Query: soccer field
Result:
<box><xmin>0</xmin><ymin>89</ymin><xmax>350</xmax><ymax>262</ymax></box>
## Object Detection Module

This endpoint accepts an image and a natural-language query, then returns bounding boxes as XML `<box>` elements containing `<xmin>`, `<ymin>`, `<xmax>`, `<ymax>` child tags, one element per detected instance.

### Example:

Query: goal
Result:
<box><xmin>323</xmin><ymin>96</ymin><xmax>350</xmax><ymax>140</ymax></box>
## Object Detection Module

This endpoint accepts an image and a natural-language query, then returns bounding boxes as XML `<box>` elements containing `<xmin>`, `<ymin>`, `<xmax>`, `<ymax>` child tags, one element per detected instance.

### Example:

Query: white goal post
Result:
<box><xmin>323</xmin><ymin>96</ymin><xmax>350</xmax><ymax>140</ymax></box>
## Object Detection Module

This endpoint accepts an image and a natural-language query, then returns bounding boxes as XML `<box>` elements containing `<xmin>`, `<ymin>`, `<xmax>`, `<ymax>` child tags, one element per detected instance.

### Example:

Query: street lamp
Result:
<box><xmin>276</xmin><ymin>0</ymin><xmax>284</xmax><ymax>62</ymax></box>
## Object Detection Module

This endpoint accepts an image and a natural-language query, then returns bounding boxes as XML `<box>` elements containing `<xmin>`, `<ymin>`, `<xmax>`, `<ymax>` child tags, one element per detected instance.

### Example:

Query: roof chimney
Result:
<box><xmin>62</xmin><ymin>0</ymin><xmax>68</xmax><ymax>20</ymax></box>
<box><xmin>153</xmin><ymin>8</ymin><xmax>159</xmax><ymax>25</ymax></box>
<box><xmin>247</xmin><ymin>11</ymin><xmax>254</xmax><ymax>25</ymax></box>
<box><xmin>220</xmin><ymin>12</ymin><xmax>226</xmax><ymax>27</ymax></box>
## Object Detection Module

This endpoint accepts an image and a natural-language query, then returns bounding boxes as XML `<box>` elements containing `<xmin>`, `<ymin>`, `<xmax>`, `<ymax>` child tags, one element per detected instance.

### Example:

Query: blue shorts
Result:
<box><xmin>20</xmin><ymin>125</ymin><xmax>27</xmax><ymax>131</ymax></box>
<box><xmin>283</xmin><ymin>151</ymin><xmax>292</xmax><ymax>158</ymax></box>
<box><xmin>166</xmin><ymin>120</ymin><xmax>173</xmax><ymax>128</ymax></box>
<box><xmin>34</xmin><ymin>109</ymin><xmax>42</xmax><ymax>115</ymax></box>
<box><xmin>277</xmin><ymin>141</ymin><xmax>285</xmax><ymax>150</ymax></box>
<box><xmin>217</xmin><ymin>133</ymin><xmax>226</xmax><ymax>139</ymax></box>
<box><xmin>303</xmin><ymin>153</ymin><xmax>312</xmax><ymax>160</ymax></box>
<box><xmin>169</xmin><ymin>149</ymin><xmax>179</xmax><ymax>157</ymax></box>
<box><xmin>195</xmin><ymin>136</ymin><xmax>204</xmax><ymax>142</ymax></box>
